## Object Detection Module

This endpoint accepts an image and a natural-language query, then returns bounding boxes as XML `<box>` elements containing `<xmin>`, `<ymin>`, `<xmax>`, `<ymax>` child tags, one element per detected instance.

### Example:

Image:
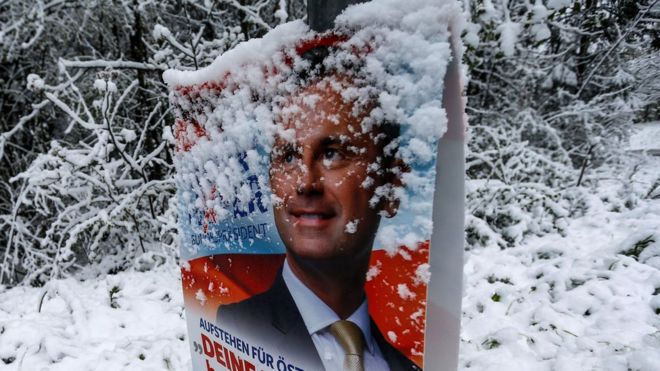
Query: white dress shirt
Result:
<box><xmin>282</xmin><ymin>260</ymin><xmax>390</xmax><ymax>371</ymax></box>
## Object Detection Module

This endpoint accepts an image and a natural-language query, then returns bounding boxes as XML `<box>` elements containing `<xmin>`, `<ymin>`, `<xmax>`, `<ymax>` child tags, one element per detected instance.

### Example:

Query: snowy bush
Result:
<box><xmin>462</xmin><ymin>0</ymin><xmax>659</xmax><ymax>248</ymax></box>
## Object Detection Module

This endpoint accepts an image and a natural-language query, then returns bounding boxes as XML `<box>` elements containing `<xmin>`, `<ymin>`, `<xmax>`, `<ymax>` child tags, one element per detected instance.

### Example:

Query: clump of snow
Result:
<box><xmin>152</xmin><ymin>24</ymin><xmax>172</xmax><ymax>40</ymax></box>
<box><xmin>163</xmin><ymin>21</ymin><xmax>307</xmax><ymax>87</ymax></box>
<box><xmin>366</xmin><ymin>262</ymin><xmax>381</xmax><ymax>281</ymax></box>
<box><xmin>410</xmin><ymin>308</ymin><xmax>424</xmax><ymax>323</ymax></box>
<box><xmin>414</xmin><ymin>263</ymin><xmax>431</xmax><ymax>285</ymax></box>
<box><xmin>26</xmin><ymin>73</ymin><xmax>44</xmax><ymax>91</ymax></box>
<box><xmin>162</xmin><ymin>126</ymin><xmax>175</xmax><ymax>144</ymax></box>
<box><xmin>377</xmin><ymin>225</ymin><xmax>399</xmax><ymax>253</ymax></box>
<box><xmin>397</xmin><ymin>283</ymin><xmax>417</xmax><ymax>300</ymax></box>
<box><xmin>274</xmin><ymin>0</ymin><xmax>288</xmax><ymax>24</ymax></box>
<box><xmin>480</xmin><ymin>0</ymin><xmax>497</xmax><ymax>21</ymax></box>
<box><xmin>195</xmin><ymin>289</ymin><xmax>208</xmax><ymax>306</ymax></box>
<box><xmin>120</xmin><ymin>128</ymin><xmax>137</xmax><ymax>142</ymax></box>
<box><xmin>361</xmin><ymin>176</ymin><xmax>374</xmax><ymax>189</ymax></box>
<box><xmin>530</xmin><ymin>3</ymin><xmax>551</xmax><ymax>41</ymax></box>
<box><xmin>345</xmin><ymin>219</ymin><xmax>359</xmax><ymax>234</ymax></box>
<box><xmin>497</xmin><ymin>21</ymin><xmax>521</xmax><ymax>57</ymax></box>
<box><xmin>93</xmin><ymin>79</ymin><xmax>117</xmax><ymax>93</ymax></box>
<box><xmin>463</xmin><ymin>22</ymin><xmax>481</xmax><ymax>48</ymax></box>
<box><xmin>387</xmin><ymin>331</ymin><xmax>398</xmax><ymax>343</ymax></box>
<box><xmin>181</xmin><ymin>261</ymin><xmax>191</xmax><ymax>271</ymax></box>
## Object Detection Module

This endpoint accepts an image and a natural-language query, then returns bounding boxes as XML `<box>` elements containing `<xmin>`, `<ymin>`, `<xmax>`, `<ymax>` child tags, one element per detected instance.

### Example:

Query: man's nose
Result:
<box><xmin>296</xmin><ymin>155</ymin><xmax>323</xmax><ymax>195</ymax></box>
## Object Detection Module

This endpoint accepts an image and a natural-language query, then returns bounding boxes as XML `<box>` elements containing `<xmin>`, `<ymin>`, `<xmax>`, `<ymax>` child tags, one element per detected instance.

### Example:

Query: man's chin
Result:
<box><xmin>287</xmin><ymin>244</ymin><xmax>342</xmax><ymax>261</ymax></box>
<box><xmin>285</xmin><ymin>240</ymin><xmax>356</xmax><ymax>264</ymax></box>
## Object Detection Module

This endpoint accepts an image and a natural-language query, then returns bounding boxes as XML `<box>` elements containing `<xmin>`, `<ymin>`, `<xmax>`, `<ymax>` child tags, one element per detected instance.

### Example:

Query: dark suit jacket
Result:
<box><xmin>217</xmin><ymin>271</ymin><xmax>421</xmax><ymax>371</ymax></box>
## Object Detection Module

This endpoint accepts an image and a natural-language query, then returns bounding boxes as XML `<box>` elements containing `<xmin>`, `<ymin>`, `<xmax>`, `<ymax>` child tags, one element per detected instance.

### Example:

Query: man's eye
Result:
<box><xmin>273</xmin><ymin>145</ymin><xmax>296</xmax><ymax>165</ymax></box>
<box><xmin>323</xmin><ymin>148</ymin><xmax>340</xmax><ymax>160</ymax></box>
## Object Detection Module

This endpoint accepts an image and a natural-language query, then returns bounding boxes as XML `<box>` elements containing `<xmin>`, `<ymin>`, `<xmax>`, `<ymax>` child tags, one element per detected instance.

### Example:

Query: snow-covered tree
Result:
<box><xmin>462</xmin><ymin>0</ymin><xmax>659</xmax><ymax>248</ymax></box>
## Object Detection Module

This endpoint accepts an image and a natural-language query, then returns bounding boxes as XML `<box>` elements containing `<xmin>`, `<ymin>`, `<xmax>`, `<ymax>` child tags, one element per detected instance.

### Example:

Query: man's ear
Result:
<box><xmin>381</xmin><ymin>157</ymin><xmax>409</xmax><ymax>218</ymax></box>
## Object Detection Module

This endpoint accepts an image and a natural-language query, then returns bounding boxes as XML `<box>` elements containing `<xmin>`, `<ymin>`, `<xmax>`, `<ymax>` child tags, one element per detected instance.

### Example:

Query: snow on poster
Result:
<box><xmin>165</xmin><ymin>1</ymin><xmax>464</xmax><ymax>370</ymax></box>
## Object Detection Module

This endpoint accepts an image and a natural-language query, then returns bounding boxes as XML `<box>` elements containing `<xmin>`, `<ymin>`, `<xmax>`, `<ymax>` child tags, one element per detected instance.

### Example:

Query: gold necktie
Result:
<box><xmin>329</xmin><ymin>320</ymin><xmax>365</xmax><ymax>371</ymax></box>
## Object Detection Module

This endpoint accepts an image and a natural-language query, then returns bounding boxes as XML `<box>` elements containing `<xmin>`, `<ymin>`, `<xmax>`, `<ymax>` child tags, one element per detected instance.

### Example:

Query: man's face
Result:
<box><xmin>269</xmin><ymin>78</ymin><xmax>388</xmax><ymax>263</ymax></box>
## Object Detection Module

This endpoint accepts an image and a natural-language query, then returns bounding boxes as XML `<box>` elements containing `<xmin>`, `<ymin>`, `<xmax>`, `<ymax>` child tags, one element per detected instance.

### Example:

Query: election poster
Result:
<box><xmin>165</xmin><ymin>1</ymin><xmax>465</xmax><ymax>370</ymax></box>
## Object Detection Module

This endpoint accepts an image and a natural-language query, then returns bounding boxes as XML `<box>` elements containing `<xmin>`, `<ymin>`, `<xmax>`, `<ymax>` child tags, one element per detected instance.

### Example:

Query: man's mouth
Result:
<box><xmin>289</xmin><ymin>209</ymin><xmax>336</xmax><ymax>228</ymax></box>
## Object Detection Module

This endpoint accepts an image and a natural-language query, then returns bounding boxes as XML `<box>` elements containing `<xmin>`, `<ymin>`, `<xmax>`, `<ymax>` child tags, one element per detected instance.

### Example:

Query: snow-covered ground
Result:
<box><xmin>1</xmin><ymin>159</ymin><xmax>659</xmax><ymax>371</ymax></box>
<box><xmin>0</xmin><ymin>265</ymin><xmax>190</xmax><ymax>370</ymax></box>
<box><xmin>628</xmin><ymin>121</ymin><xmax>660</xmax><ymax>155</ymax></box>
<box><xmin>460</xmin><ymin>192</ymin><xmax>660</xmax><ymax>369</ymax></box>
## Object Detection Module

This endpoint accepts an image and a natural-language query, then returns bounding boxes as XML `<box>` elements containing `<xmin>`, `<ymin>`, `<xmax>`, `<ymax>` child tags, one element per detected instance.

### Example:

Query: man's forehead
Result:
<box><xmin>275</xmin><ymin>77</ymin><xmax>373</xmax><ymax>138</ymax></box>
<box><xmin>273</xmin><ymin>117</ymin><xmax>365</xmax><ymax>147</ymax></box>
<box><xmin>279</xmin><ymin>79</ymin><xmax>352</xmax><ymax>118</ymax></box>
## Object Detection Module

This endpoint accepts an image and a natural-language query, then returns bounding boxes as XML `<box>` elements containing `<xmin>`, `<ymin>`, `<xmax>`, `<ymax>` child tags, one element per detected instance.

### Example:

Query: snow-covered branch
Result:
<box><xmin>60</xmin><ymin>59</ymin><xmax>166</xmax><ymax>71</ymax></box>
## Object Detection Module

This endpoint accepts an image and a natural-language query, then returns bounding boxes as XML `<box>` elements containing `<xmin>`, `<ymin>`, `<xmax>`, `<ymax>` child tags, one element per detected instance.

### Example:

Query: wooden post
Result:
<box><xmin>306</xmin><ymin>0</ymin><xmax>367</xmax><ymax>32</ymax></box>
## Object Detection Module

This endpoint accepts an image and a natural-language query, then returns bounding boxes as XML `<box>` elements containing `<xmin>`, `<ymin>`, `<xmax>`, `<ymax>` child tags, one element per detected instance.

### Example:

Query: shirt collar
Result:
<box><xmin>282</xmin><ymin>259</ymin><xmax>376</xmax><ymax>353</ymax></box>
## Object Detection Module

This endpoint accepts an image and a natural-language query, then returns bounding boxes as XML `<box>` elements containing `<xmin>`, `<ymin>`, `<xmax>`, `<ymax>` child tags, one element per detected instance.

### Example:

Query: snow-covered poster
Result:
<box><xmin>166</xmin><ymin>1</ymin><xmax>464</xmax><ymax>370</ymax></box>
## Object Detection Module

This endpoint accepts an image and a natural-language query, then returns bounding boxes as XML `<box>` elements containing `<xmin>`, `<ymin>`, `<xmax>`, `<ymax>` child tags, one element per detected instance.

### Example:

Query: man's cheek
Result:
<box><xmin>270</xmin><ymin>178</ymin><xmax>288</xmax><ymax>195</ymax></box>
<box><xmin>269</xmin><ymin>190</ymin><xmax>287</xmax><ymax>209</ymax></box>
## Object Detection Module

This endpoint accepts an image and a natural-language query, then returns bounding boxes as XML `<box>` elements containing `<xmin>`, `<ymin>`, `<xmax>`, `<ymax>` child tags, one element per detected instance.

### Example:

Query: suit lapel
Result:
<box><xmin>370</xmin><ymin>318</ymin><xmax>420</xmax><ymax>371</ymax></box>
<box><xmin>371</xmin><ymin>318</ymin><xmax>400</xmax><ymax>368</ymax></box>
<box><xmin>268</xmin><ymin>271</ymin><xmax>299</xmax><ymax>333</ymax></box>
<box><xmin>268</xmin><ymin>271</ymin><xmax>324</xmax><ymax>366</ymax></box>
